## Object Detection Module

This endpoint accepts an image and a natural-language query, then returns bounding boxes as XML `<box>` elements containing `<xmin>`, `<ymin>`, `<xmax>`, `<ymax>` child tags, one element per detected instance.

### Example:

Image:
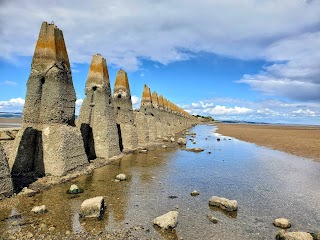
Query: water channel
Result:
<box><xmin>0</xmin><ymin>124</ymin><xmax>319</xmax><ymax>239</ymax></box>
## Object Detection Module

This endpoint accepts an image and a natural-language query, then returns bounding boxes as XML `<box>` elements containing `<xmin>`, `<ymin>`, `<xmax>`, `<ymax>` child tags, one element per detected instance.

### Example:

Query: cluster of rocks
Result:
<box><xmin>273</xmin><ymin>217</ymin><xmax>318</xmax><ymax>240</ymax></box>
<box><xmin>0</xmin><ymin>21</ymin><xmax>199</xmax><ymax>198</ymax></box>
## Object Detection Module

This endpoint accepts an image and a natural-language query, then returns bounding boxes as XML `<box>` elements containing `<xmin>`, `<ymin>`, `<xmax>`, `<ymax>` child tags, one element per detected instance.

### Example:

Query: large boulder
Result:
<box><xmin>209</xmin><ymin>196</ymin><xmax>238</xmax><ymax>211</ymax></box>
<box><xmin>153</xmin><ymin>211</ymin><xmax>179</xmax><ymax>229</ymax></box>
<box><xmin>79</xmin><ymin>196</ymin><xmax>105</xmax><ymax>219</ymax></box>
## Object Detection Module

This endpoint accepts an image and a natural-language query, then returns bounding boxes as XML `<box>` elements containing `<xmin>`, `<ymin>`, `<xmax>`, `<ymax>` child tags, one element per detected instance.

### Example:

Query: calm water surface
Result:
<box><xmin>0</xmin><ymin>124</ymin><xmax>319</xmax><ymax>239</ymax></box>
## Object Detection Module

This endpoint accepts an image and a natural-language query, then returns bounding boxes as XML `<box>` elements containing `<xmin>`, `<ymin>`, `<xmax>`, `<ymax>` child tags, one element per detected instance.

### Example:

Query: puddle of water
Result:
<box><xmin>0</xmin><ymin>125</ymin><xmax>319</xmax><ymax>239</ymax></box>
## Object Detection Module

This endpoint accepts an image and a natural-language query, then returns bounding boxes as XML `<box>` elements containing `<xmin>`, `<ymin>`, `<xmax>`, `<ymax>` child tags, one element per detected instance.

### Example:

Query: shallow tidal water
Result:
<box><xmin>0</xmin><ymin>124</ymin><xmax>319</xmax><ymax>239</ymax></box>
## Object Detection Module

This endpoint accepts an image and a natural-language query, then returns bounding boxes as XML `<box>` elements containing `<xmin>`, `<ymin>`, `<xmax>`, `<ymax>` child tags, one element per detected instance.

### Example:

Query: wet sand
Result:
<box><xmin>215</xmin><ymin>123</ymin><xmax>320</xmax><ymax>162</ymax></box>
<box><xmin>0</xmin><ymin>117</ymin><xmax>22</xmax><ymax>128</ymax></box>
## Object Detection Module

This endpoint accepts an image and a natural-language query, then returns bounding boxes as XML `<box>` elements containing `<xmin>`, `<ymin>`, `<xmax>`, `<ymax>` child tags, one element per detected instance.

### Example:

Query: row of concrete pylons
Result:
<box><xmin>0</xmin><ymin>21</ymin><xmax>197</xmax><ymax>198</ymax></box>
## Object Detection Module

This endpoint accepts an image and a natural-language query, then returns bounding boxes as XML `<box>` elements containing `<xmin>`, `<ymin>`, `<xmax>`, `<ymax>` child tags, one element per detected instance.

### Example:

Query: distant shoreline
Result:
<box><xmin>215</xmin><ymin>123</ymin><xmax>320</xmax><ymax>163</ymax></box>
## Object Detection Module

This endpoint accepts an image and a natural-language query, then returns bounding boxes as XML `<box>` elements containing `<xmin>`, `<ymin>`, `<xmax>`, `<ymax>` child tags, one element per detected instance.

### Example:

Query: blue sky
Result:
<box><xmin>1</xmin><ymin>0</ymin><xmax>320</xmax><ymax>125</ymax></box>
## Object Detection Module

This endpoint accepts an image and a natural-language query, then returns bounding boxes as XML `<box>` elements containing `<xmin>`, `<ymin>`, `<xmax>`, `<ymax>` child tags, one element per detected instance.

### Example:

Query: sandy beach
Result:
<box><xmin>0</xmin><ymin>117</ymin><xmax>22</xmax><ymax>128</ymax></box>
<box><xmin>215</xmin><ymin>123</ymin><xmax>320</xmax><ymax>162</ymax></box>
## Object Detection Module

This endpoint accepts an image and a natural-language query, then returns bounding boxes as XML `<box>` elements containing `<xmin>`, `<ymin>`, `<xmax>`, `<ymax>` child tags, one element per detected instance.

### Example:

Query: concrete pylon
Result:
<box><xmin>151</xmin><ymin>91</ymin><xmax>164</xmax><ymax>139</ymax></box>
<box><xmin>10</xmin><ymin>21</ymin><xmax>88</xmax><ymax>177</ymax></box>
<box><xmin>0</xmin><ymin>144</ymin><xmax>14</xmax><ymax>198</ymax></box>
<box><xmin>113</xmin><ymin>69</ymin><xmax>138</xmax><ymax>151</ymax></box>
<box><xmin>78</xmin><ymin>54</ymin><xmax>121</xmax><ymax>159</ymax></box>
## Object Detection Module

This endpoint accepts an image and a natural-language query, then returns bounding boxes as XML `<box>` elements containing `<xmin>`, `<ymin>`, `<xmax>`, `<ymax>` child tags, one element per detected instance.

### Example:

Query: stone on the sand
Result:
<box><xmin>139</xmin><ymin>149</ymin><xmax>148</xmax><ymax>153</ymax></box>
<box><xmin>191</xmin><ymin>190</ymin><xmax>200</xmax><ymax>196</ymax></box>
<box><xmin>31</xmin><ymin>205</ymin><xmax>47</xmax><ymax>214</ymax></box>
<box><xmin>170</xmin><ymin>137</ymin><xmax>175</xmax><ymax>142</ymax></box>
<box><xmin>274</xmin><ymin>218</ymin><xmax>291</xmax><ymax>229</ymax></box>
<box><xmin>276</xmin><ymin>230</ymin><xmax>313</xmax><ymax>240</ymax></box>
<box><xmin>209</xmin><ymin>196</ymin><xmax>238</xmax><ymax>211</ymax></box>
<box><xmin>163</xmin><ymin>137</ymin><xmax>169</xmax><ymax>142</ymax></box>
<box><xmin>116</xmin><ymin>173</ymin><xmax>127</xmax><ymax>181</ymax></box>
<box><xmin>18</xmin><ymin>187</ymin><xmax>37</xmax><ymax>197</ymax></box>
<box><xmin>185</xmin><ymin>148</ymin><xmax>204</xmax><ymax>153</ymax></box>
<box><xmin>68</xmin><ymin>184</ymin><xmax>83</xmax><ymax>194</ymax></box>
<box><xmin>79</xmin><ymin>196</ymin><xmax>105</xmax><ymax>219</ymax></box>
<box><xmin>162</xmin><ymin>145</ymin><xmax>168</xmax><ymax>149</ymax></box>
<box><xmin>153</xmin><ymin>211</ymin><xmax>179</xmax><ymax>229</ymax></box>
<box><xmin>177</xmin><ymin>138</ymin><xmax>187</xmax><ymax>145</ymax></box>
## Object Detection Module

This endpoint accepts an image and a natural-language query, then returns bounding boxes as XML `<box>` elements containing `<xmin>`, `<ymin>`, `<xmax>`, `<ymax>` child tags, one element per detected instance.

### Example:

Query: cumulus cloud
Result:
<box><xmin>238</xmin><ymin>31</ymin><xmax>320</xmax><ymax>101</ymax></box>
<box><xmin>184</xmin><ymin>98</ymin><xmax>320</xmax><ymax>124</ymax></box>
<box><xmin>0</xmin><ymin>97</ymin><xmax>25</xmax><ymax>112</ymax></box>
<box><xmin>1</xmin><ymin>0</ymin><xmax>320</xmax><ymax>72</ymax></box>
<box><xmin>131</xmin><ymin>95</ymin><xmax>140</xmax><ymax>109</ymax></box>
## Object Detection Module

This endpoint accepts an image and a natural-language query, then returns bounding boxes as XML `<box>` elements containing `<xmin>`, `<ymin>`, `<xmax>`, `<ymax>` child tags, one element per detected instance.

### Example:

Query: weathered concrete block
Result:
<box><xmin>42</xmin><ymin>125</ymin><xmax>88</xmax><ymax>176</ymax></box>
<box><xmin>79</xmin><ymin>196</ymin><xmax>105</xmax><ymax>219</ymax></box>
<box><xmin>0</xmin><ymin>144</ymin><xmax>14</xmax><ymax>198</ymax></box>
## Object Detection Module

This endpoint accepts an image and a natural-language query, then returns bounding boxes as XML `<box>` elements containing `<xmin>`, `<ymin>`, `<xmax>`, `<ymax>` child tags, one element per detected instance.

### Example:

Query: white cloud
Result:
<box><xmin>131</xmin><ymin>95</ymin><xmax>140</xmax><ymax>109</ymax></box>
<box><xmin>183</xmin><ymin>98</ymin><xmax>320</xmax><ymax>124</ymax></box>
<box><xmin>203</xmin><ymin>105</ymin><xmax>253</xmax><ymax>115</ymax></box>
<box><xmin>1</xmin><ymin>0</ymin><xmax>320</xmax><ymax>73</ymax></box>
<box><xmin>0</xmin><ymin>98</ymin><xmax>25</xmax><ymax>112</ymax></box>
<box><xmin>75</xmin><ymin>98</ymin><xmax>83</xmax><ymax>107</ymax></box>
<box><xmin>0</xmin><ymin>80</ymin><xmax>18</xmax><ymax>86</ymax></box>
<box><xmin>238</xmin><ymin>31</ymin><xmax>320</xmax><ymax>101</ymax></box>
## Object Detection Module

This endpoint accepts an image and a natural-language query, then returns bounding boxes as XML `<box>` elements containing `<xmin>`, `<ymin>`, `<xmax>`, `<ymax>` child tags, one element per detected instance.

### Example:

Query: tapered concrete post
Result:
<box><xmin>10</xmin><ymin>21</ymin><xmax>88</xmax><ymax>176</ymax></box>
<box><xmin>78</xmin><ymin>54</ymin><xmax>121</xmax><ymax>159</ymax></box>
<box><xmin>113</xmin><ymin>69</ymin><xmax>138</xmax><ymax>151</ymax></box>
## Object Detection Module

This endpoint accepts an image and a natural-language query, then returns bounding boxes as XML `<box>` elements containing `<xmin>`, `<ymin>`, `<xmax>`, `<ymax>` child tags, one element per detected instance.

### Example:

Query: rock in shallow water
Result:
<box><xmin>79</xmin><ymin>196</ymin><xmax>105</xmax><ymax>219</ymax></box>
<box><xmin>177</xmin><ymin>138</ymin><xmax>187</xmax><ymax>145</ymax></box>
<box><xmin>276</xmin><ymin>230</ymin><xmax>313</xmax><ymax>240</ymax></box>
<box><xmin>209</xmin><ymin>196</ymin><xmax>238</xmax><ymax>211</ymax></box>
<box><xmin>153</xmin><ymin>211</ymin><xmax>179</xmax><ymax>229</ymax></box>
<box><xmin>185</xmin><ymin>148</ymin><xmax>204</xmax><ymax>152</ymax></box>
<box><xmin>190</xmin><ymin>190</ymin><xmax>200</xmax><ymax>196</ymax></box>
<box><xmin>273</xmin><ymin>218</ymin><xmax>291</xmax><ymax>229</ymax></box>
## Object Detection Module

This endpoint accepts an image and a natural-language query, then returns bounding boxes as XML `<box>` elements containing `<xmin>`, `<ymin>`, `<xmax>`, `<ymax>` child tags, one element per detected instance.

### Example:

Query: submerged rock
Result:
<box><xmin>31</xmin><ymin>205</ymin><xmax>48</xmax><ymax>214</ymax></box>
<box><xmin>190</xmin><ymin>190</ymin><xmax>200</xmax><ymax>196</ymax></box>
<box><xmin>79</xmin><ymin>196</ymin><xmax>105</xmax><ymax>219</ymax></box>
<box><xmin>207</xmin><ymin>214</ymin><xmax>218</xmax><ymax>224</ymax></box>
<box><xmin>276</xmin><ymin>230</ymin><xmax>313</xmax><ymax>240</ymax></box>
<box><xmin>177</xmin><ymin>138</ymin><xmax>187</xmax><ymax>145</ymax></box>
<box><xmin>153</xmin><ymin>211</ymin><xmax>179</xmax><ymax>229</ymax></box>
<box><xmin>116</xmin><ymin>173</ymin><xmax>127</xmax><ymax>181</ymax></box>
<box><xmin>273</xmin><ymin>218</ymin><xmax>291</xmax><ymax>229</ymax></box>
<box><xmin>185</xmin><ymin>148</ymin><xmax>204</xmax><ymax>153</ymax></box>
<box><xmin>209</xmin><ymin>196</ymin><xmax>238</xmax><ymax>211</ymax></box>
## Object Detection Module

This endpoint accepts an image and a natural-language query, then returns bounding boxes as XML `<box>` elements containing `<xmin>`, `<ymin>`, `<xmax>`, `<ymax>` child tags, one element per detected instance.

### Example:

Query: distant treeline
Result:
<box><xmin>193</xmin><ymin>114</ymin><xmax>214</xmax><ymax>122</ymax></box>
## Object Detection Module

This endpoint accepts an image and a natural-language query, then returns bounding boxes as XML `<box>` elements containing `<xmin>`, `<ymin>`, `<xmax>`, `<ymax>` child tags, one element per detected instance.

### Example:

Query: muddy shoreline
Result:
<box><xmin>215</xmin><ymin>123</ymin><xmax>320</xmax><ymax>162</ymax></box>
